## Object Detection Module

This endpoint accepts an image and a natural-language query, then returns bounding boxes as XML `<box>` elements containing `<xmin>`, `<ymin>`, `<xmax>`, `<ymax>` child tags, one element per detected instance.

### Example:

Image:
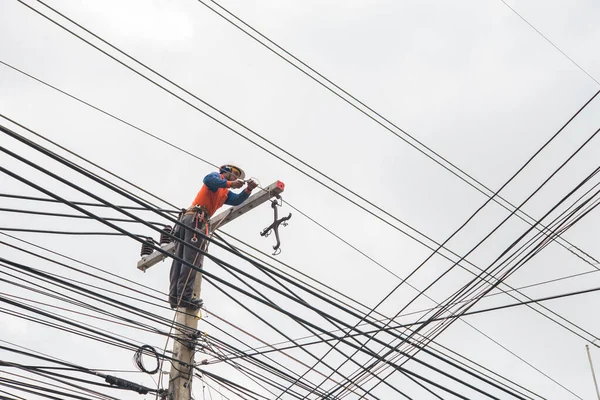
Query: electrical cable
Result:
<box><xmin>0</xmin><ymin>264</ymin><xmax>192</xmax><ymax>366</ymax></box>
<box><xmin>210</xmin><ymin>260</ymin><xmax>600</xmax><ymax>358</ymax></box>
<box><xmin>339</xmin><ymin>197</ymin><xmax>600</xmax><ymax>400</ymax></box>
<box><xmin>197</xmin><ymin>306</ymin><xmax>351</xmax><ymax>398</ymax></box>
<box><xmin>2</xmin><ymin>158</ymin><xmax>510</xmax><ymax>400</ymax></box>
<box><xmin>2</xmin><ymin>54</ymin><xmax>598</xmax><ymax>359</ymax></box>
<box><xmin>0</xmin><ymin>206</ymin><xmax>165</xmax><ymax>225</ymax></box>
<box><xmin>0</xmin><ymin>377</ymin><xmax>87</xmax><ymax>400</ymax></box>
<box><xmin>212</xmin><ymin>231</ymin><xmax>593</xmax><ymax>400</ymax></box>
<box><xmin>0</xmin><ymin>156</ymin><xmax>550</xmax><ymax>399</ymax></box>
<box><xmin>3</xmin><ymin>50</ymin><xmax>592</xmax><ymax>308</ymax></box>
<box><xmin>0</xmin><ymin>237</ymin><xmax>170</xmax><ymax>310</ymax></box>
<box><xmin>133</xmin><ymin>345</ymin><xmax>160</xmax><ymax>375</ymax></box>
<box><xmin>331</xmin><ymin>170</ymin><xmax>600</xmax><ymax>400</ymax></box>
<box><xmin>0</xmin><ymin>171</ymin><xmax>548</xmax><ymax>396</ymax></box>
<box><xmin>0</xmin><ymin>390</ymin><xmax>25</xmax><ymax>400</ymax></box>
<box><xmin>12</xmin><ymin>1</ymin><xmax>600</xmax><ymax>302</ymax></box>
<box><xmin>0</xmin><ymin>57</ymin><xmax>218</xmax><ymax>173</ymax></box>
<box><xmin>0</xmin><ymin>65</ymin><xmax>592</xmax><ymax>400</ymax></box>
<box><xmin>0</xmin><ymin>113</ymin><xmax>180</xmax><ymax>213</ymax></box>
<box><xmin>0</xmin><ymin>231</ymin><xmax>168</xmax><ymax>298</ymax></box>
<box><xmin>309</xmin><ymin>127</ymin><xmax>600</xmax><ymax>399</ymax></box>
<box><xmin>214</xmin><ymin>235</ymin><xmax>422</xmax><ymax>399</ymax></box>
<box><xmin>0</xmin><ymin>123</ymin><xmax>568</xmax><ymax>396</ymax></box>
<box><xmin>497</xmin><ymin>0</ymin><xmax>600</xmax><ymax>86</ymax></box>
<box><xmin>0</xmin><ymin>289</ymin><xmax>163</xmax><ymax>336</ymax></box>
<box><xmin>196</xmin><ymin>368</ymin><xmax>308</xmax><ymax>399</ymax></box>
<box><xmin>357</xmin><ymin>190</ymin><xmax>600</xmax><ymax>396</ymax></box>
<box><xmin>0</xmin><ymin>368</ymin><xmax>118</xmax><ymax>400</ymax></box>
<box><xmin>0</xmin><ymin>240</ymin><xmax>182</xmax><ymax>338</ymax></box>
<box><xmin>201</xmin><ymin>343</ymin><xmax>315</xmax><ymax>399</ymax></box>
<box><xmin>0</xmin><ymin>345</ymin><xmax>162</xmax><ymax>396</ymax></box>
<box><xmin>3</xmin><ymin>5</ymin><xmax>592</xmax><ymax>390</ymax></box>
<box><xmin>203</xmin><ymin>314</ymin><xmax>450</xmax><ymax>400</ymax></box>
<box><xmin>0</xmin><ymin>227</ymin><xmax>138</xmax><ymax>236</ymax></box>
<box><xmin>197</xmin><ymin>0</ymin><xmax>600</xmax><ymax>268</ymax></box>
<box><xmin>203</xmin><ymin>268</ymin><xmax>600</xmax><ymax>398</ymax></box>
<box><xmin>336</xmin><ymin>198</ymin><xmax>600</xmax><ymax>398</ymax></box>
<box><xmin>0</xmin><ymin>292</ymin><xmax>148</xmax><ymax>354</ymax></box>
<box><xmin>20</xmin><ymin>0</ymin><xmax>596</xmax><ymax>291</ymax></box>
<box><xmin>203</xmin><ymin>340</ymin><xmax>307</xmax><ymax>399</ymax></box>
<box><xmin>0</xmin><ymin>119</ymin><xmax>588</xmax><ymax>396</ymax></box>
<box><xmin>213</xmin><ymin>232</ymin><xmax>520</xmax><ymax>400</ymax></box>
<box><xmin>0</xmin><ymin>192</ymin><xmax>177</xmax><ymax>213</ymax></box>
<box><xmin>207</xmin><ymin>333</ymin><xmax>442</xmax><ymax>400</ymax></box>
<box><xmin>204</xmin><ymin>263</ymin><xmax>389</xmax><ymax>400</ymax></box>
<box><xmin>0</xmin><ymin>159</ymin><xmax>556</xmax><ymax>400</ymax></box>
<box><xmin>199</xmin><ymin>270</ymin><xmax>510</xmax><ymax>400</ymax></box>
<box><xmin>0</xmin><ymin>122</ymin><xmax>412</xmax><ymax>345</ymax></box>
<box><xmin>0</xmin><ymin>140</ymin><xmax>324</xmax><ymax>394</ymax></box>
<box><xmin>0</xmin><ymin>257</ymin><xmax>184</xmax><ymax>336</ymax></box>
<box><xmin>3</xmin><ymin>82</ymin><xmax>598</xmax><ymax>377</ymax></box>
<box><xmin>4</xmin><ymin>10</ymin><xmax>600</xmax><ymax>384</ymax></box>
<box><xmin>3</xmin><ymin>54</ymin><xmax>598</xmax><ymax>324</ymax></box>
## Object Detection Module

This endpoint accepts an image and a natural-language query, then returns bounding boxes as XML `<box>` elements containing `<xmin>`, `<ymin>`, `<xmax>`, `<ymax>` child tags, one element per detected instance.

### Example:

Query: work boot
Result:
<box><xmin>182</xmin><ymin>298</ymin><xmax>204</xmax><ymax>310</ymax></box>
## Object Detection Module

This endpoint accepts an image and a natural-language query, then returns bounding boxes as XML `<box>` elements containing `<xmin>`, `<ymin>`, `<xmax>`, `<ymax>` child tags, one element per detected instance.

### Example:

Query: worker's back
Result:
<box><xmin>191</xmin><ymin>183</ymin><xmax>229</xmax><ymax>217</ymax></box>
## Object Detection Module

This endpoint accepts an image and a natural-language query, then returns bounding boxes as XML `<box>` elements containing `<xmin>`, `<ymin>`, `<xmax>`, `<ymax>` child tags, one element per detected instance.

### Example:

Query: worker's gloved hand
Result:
<box><xmin>230</xmin><ymin>179</ymin><xmax>244</xmax><ymax>189</ymax></box>
<box><xmin>246</xmin><ymin>179</ymin><xmax>258</xmax><ymax>192</ymax></box>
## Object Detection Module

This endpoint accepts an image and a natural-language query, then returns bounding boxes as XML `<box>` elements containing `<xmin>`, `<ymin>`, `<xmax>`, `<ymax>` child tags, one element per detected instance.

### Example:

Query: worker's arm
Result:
<box><xmin>203</xmin><ymin>172</ymin><xmax>231</xmax><ymax>191</ymax></box>
<box><xmin>225</xmin><ymin>179</ymin><xmax>257</xmax><ymax>205</ymax></box>
<box><xmin>224</xmin><ymin>187</ymin><xmax>251</xmax><ymax>206</ymax></box>
<box><xmin>204</xmin><ymin>172</ymin><xmax>252</xmax><ymax>205</ymax></box>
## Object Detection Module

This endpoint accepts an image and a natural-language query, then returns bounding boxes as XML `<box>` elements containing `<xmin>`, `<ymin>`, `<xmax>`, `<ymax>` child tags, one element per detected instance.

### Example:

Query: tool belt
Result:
<box><xmin>183</xmin><ymin>205</ymin><xmax>210</xmax><ymax>241</ymax></box>
<box><xmin>185</xmin><ymin>205</ymin><xmax>208</xmax><ymax>218</ymax></box>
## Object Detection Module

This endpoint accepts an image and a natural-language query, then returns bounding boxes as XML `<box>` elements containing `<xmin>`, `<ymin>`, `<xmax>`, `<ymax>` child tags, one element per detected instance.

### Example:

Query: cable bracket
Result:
<box><xmin>260</xmin><ymin>195</ymin><xmax>291</xmax><ymax>255</ymax></box>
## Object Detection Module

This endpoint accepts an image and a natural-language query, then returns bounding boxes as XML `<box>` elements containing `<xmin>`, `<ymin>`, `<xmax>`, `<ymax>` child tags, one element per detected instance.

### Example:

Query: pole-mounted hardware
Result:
<box><xmin>133</xmin><ymin>180</ymin><xmax>286</xmax><ymax>400</ymax></box>
<box><xmin>136</xmin><ymin>181</ymin><xmax>285</xmax><ymax>271</ymax></box>
<box><xmin>260</xmin><ymin>195</ymin><xmax>291</xmax><ymax>255</ymax></box>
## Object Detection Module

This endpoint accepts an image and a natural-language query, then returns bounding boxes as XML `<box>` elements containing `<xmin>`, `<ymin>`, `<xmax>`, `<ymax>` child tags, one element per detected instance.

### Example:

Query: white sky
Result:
<box><xmin>1</xmin><ymin>0</ymin><xmax>600</xmax><ymax>399</ymax></box>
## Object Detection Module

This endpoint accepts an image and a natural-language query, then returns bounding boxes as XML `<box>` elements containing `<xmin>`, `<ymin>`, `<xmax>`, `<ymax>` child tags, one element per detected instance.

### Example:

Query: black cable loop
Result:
<box><xmin>133</xmin><ymin>345</ymin><xmax>160</xmax><ymax>375</ymax></box>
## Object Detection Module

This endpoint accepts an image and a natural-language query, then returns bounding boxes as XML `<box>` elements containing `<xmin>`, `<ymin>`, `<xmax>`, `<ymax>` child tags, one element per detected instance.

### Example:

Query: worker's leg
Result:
<box><xmin>168</xmin><ymin>213</ymin><xmax>192</xmax><ymax>308</ymax></box>
<box><xmin>168</xmin><ymin>255</ymin><xmax>182</xmax><ymax>308</ymax></box>
<box><xmin>179</xmin><ymin>247</ymin><xmax>204</xmax><ymax>306</ymax></box>
<box><xmin>176</xmin><ymin>213</ymin><xmax>205</xmax><ymax>307</ymax></box>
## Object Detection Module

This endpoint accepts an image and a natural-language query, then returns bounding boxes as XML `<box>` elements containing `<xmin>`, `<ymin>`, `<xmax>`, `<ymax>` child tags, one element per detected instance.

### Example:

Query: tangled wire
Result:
<box><xmin>133</xmin><ymin>345</ymin><xmax>160</xmax><ymax>375</ymax></box>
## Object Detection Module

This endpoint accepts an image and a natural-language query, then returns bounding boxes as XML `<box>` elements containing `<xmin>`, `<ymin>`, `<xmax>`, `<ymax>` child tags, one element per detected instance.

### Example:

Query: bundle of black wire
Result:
<box><xmin>133</xmin><ymin>344</ymin><xmax>159</xmax><ymax>374</ymax></box>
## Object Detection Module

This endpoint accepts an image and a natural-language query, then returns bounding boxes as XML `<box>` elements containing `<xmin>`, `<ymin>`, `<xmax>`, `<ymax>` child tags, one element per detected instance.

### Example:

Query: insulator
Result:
<box><xmin>140</xmin><ymin>237</ymin><xmax>154</xmax><ymax>257</ymax></box>
<box><xmin>160</xmin><ymin>226</ymin><xmax>172</xmax><ymax>245</ymax></box>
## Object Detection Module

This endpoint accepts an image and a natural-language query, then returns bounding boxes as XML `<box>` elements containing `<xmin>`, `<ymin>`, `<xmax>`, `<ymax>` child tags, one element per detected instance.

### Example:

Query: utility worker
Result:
<box><xmin>169</xmin><ymin>164</ymin><xmax>258</xmax><ymax>309</ymax></box>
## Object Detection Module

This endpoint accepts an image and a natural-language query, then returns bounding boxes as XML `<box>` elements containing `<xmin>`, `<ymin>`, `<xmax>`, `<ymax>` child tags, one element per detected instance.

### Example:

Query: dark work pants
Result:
<box><xmin>168</xmin><ymin>211</ymin><xmax>206</xmax><ymax>308</ymax></box>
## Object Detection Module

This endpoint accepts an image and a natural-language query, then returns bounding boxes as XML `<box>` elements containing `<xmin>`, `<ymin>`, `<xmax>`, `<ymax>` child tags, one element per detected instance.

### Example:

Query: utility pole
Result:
<box><xmin>137</xmin><ymin>181</ymin><xmax>285</xmax><ymax>400</ymax></box>
<box><xmin>587</xmin><ymin>345</ymin><xmax>600</xmax><ymax>400</ymax></box>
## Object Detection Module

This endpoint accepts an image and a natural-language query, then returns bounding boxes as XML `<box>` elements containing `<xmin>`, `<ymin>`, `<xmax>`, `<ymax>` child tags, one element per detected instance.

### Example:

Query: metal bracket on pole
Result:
<box><xmin>136</xmin><ymin>181</ymin><xmax>285</xmax><ymax>271</ymax></box>
<box><xmin>260</xmin><ymin>195</ymin><xmax>292</xmax><ymax>255</ymax></box>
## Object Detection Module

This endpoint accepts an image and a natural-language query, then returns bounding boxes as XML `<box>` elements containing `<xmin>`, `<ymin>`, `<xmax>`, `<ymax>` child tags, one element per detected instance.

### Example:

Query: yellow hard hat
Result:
<box><xmin>219</xmin><ymin>164</ymin><xmax>245</xmax><ymax>180</ymax></box>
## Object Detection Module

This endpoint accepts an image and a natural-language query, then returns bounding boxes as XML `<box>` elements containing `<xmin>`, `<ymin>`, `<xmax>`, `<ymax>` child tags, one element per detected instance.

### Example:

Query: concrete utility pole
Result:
<box><xmin>137</xmin><ymin>181</ymin><xmax>285</xmax><ymax>400</ymax></box>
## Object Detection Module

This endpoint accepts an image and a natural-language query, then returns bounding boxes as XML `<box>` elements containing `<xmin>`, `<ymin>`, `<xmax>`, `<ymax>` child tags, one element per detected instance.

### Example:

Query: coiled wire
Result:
<box><xmin>133</xmin><ymin>345</ymin><xmax>159</xmax><ymax>374</ymax></box>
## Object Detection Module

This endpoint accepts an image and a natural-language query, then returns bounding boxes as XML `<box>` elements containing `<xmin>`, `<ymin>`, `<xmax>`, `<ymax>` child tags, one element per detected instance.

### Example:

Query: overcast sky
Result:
<box><xmin>1</xmin><ymin>0</ymin><xmax>600</xmax><ymax>399</ymax></box>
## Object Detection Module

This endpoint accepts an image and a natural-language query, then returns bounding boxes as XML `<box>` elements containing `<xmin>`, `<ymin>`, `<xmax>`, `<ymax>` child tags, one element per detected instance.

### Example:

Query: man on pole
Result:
<box><xmin>168</xmin><ymin>163</ymin><xmax>257</xmax><ymax>309</ymax></box>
